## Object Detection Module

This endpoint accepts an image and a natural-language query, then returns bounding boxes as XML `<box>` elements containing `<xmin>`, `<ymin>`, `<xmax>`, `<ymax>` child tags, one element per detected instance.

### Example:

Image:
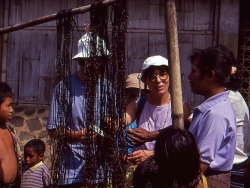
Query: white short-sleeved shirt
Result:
<box><xmin>228</xmin><ymin>90</ymin><xmax>250</xmax><ymax>164</ymax></box>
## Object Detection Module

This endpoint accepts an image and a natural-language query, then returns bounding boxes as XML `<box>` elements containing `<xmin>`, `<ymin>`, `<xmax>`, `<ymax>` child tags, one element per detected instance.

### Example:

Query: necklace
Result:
<box><xmin>147</xmin><ymin>94</ymin><xmax>171</xmax><ymax>131</ymax></box>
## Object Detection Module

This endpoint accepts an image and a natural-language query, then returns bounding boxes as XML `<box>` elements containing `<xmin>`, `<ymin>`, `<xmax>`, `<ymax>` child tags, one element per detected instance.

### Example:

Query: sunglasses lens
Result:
<box><xmin>147</xmin><ymin>73</ymin><xmax>168</xmax><ymax>82</ymax></box>
<box><xmin>160</xmin><ymin>74</ymin><xmax>168</xmax><ymax>80</ymax></box>
<box><xmin>148</xmin><ymin>75</ymin><xmax>156</xmax><ymax>82</ymax></box>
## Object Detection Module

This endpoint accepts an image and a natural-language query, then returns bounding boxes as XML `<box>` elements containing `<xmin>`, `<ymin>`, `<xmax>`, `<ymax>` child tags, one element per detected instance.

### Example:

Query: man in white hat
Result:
<box><xmin>72</xmin><ymin>33</ymin><xmax>109</xmax><ymax>60</ymax></box>
<box><xmin>47</xmin><ymin>33</ymin><xmax>109</xmax><ymax>187</ymax></box>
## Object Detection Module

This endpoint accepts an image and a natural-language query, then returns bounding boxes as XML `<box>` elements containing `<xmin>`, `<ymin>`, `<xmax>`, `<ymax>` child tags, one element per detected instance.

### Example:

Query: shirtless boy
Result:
<box><xmin>0</xmin><ymin>82</ymin><xmax>20</xmax><ymax>187</ymax></box>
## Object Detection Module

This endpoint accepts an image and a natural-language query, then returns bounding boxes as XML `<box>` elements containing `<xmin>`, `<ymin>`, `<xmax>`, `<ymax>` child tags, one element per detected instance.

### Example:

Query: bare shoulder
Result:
<box><xmin>126</xmin><ymin>99</ymin><xmax>137</xmax><ymax>125</ymax></box>
<box><xmin>0</xmin><ymin>127</ymin><xmax>14</xmax><ymax>150</ymax></box>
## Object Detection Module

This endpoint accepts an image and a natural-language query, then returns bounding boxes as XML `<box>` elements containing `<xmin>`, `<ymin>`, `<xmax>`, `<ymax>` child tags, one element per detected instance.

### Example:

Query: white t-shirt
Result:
<box><xmin>229</xmin><ymin>90</ymin><xmax>250</xmax><ymax>164</ymax></box>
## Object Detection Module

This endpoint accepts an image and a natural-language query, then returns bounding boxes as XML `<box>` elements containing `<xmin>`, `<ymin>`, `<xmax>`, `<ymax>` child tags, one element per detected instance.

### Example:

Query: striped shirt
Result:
<box><xmin>21</xmin><ymin>161</ymin><xmax>50</xmax><ymax>188</ymax></box>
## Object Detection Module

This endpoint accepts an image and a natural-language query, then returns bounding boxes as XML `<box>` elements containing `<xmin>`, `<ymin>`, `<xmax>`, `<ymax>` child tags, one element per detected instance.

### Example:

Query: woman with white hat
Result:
<box><xmin>126</xmin><ymin>55</ymin><xmax>172</xmax><ymax>164</ymax></box>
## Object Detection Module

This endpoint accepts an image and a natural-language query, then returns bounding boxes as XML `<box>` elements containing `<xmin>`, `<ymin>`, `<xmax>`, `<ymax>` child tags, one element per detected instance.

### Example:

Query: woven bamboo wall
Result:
<box><xmin>239</xmin><ymin>22</ymin><xmax>250</xmax><ymax>107</ymax></box>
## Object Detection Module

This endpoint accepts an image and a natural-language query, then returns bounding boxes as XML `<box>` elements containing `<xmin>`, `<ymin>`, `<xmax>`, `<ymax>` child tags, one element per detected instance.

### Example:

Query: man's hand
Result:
<box><xmin>126</xmin><ymin>127</ymin><xmax>157</xmax><ymax>146</ymax></box>
<box><xmin>65</xmin><ymin>128</ymin><xmax>86</xmax><ymax>143</ymax></box>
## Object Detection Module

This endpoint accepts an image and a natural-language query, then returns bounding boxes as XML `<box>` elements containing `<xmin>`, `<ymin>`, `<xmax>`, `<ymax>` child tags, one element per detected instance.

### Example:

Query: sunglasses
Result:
<box><xmin>147</xmin><ymin>73</ymin><xmax>169</xmax><ymax>83</ymax></box>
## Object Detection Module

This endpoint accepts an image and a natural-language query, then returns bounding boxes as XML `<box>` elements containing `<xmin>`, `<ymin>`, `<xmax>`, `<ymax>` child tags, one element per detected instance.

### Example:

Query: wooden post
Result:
<box><xmin>165</xmin><ymin>0</ymin><xmax>184</xmax><ymax>129</ymax></box>
<box><xmin>1</xmin><ymin>0</ymin><xmax>10</xmax><ymax>82</ymax></box>
<box><xmin>0</xmin><ymin>0</ymin><xmax>115</xmax><ymax>35</ymax></box>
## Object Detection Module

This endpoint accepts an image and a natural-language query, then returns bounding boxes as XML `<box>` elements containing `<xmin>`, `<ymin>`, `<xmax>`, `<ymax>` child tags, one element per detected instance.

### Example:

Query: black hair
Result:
<box><xmin>189</xmin><ymin>45</ymin><xmax>240</xmax><ymax>88</ymax></box>
<box><xmin>142</xmin><ymin>65</ymin><xmax>168</xmax><ymax>82</ymax></box>
<box><xmin>226</xmin><ymin>67</ymin><xmax>242</xmax><ymax>91</ymax></box>
<box><xmin>154</xmin><ymin>126</ymin><xmax>201</xmax><ymax>188</ymax></box>
<box><xmin>24</xmin><ymin>139</ymin><xmax>46</xmax><ymax>155</ymax></box>
<box><xmin>0</xmin><ymin>82</ymin><xmax>13</xmax><ymax>105</ymax></box>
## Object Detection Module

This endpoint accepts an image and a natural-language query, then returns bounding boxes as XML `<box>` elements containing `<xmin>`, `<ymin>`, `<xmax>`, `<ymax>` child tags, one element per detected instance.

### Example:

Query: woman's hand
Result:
<box><xmin>126</xmin><ymin>150</ymin><xmax>154</xmax><ymax>165</ymax></box>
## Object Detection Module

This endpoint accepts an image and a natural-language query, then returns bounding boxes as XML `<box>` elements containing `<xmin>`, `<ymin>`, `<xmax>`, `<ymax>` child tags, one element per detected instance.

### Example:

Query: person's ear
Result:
<box><xmin>141</xmin><ymin>77</ymin><xmax>145</xmax><ymax>83</ymax></box>
<box><xmin>208</xmin><ymin>70</ymin><xmax>216</xmax><ymax>81</ymax></box>
<box><xmin>39</xmin><ymin>153</ymin><xmax>44</xmax><ymax>160</ymax></box>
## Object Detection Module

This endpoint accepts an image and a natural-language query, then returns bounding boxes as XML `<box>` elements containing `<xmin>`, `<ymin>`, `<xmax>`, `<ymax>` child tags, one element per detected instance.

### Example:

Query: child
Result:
<box><xmin>21</xmin><ymin>139</ymin><xmax>50</xmax><ymax>188</ymax></box>
<box><xmin>0</xmin><ymin>81</ymin><xmax>22</xmax><ymax>187</ymax></box>
<box><xmin>133</xmin><ymin>126</ymin><xmax>206</xmax><ymax>188</ymax></box>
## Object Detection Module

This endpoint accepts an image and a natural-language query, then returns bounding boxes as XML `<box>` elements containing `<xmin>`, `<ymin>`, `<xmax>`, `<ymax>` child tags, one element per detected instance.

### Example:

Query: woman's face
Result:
<box><xmin>188</xmin><ymin>59</ymin><xmax>209</xmax><ymax>96</ymax></box>
<box><xmin>145</xmin><ymin>68</ymin><xmax>169</xmax><ymax>95</ymax></box>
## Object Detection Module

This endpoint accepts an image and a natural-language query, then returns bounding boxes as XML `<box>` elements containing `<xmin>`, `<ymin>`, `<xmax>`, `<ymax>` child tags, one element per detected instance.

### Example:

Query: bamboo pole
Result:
<box><xmin>165</xmin><ymin>0</ymin><xmax>184</xmax><ymax>129</ymax></box>
<box><xmin>1</xmin><ymin>0</ymin><xmax>10</xmax><ymax>82</ymax></box>
<box><xmin>0</xmin><ymin>0</ymin><xmax>116</xmax><ymax>35</ymax></box>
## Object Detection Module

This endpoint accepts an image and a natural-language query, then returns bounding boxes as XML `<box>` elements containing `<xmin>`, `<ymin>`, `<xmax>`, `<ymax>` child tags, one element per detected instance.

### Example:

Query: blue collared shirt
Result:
<box><xmin>189</xmin><ymin>91</ymin><xmax>237</xmax><ymax>171</ymax></box>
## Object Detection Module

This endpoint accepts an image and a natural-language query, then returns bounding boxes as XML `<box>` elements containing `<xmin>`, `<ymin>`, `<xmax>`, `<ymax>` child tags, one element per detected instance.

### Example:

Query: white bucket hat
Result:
<box><xmin>140</xmin><ymin>55</ymin><xmax>168</xmax><ymax>78</ymax></box>
<box><xmin>72</xmin><ymin>33</ymin><xmax>109</xmax><ymax>60</ymax></box>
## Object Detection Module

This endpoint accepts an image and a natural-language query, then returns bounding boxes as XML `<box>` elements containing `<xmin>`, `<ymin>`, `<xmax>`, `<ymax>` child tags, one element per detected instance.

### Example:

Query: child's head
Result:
<box><xmin>154</xmin><ymin>126</ymin><xmax>201</xmax><ymax>188</ymax></box>
<box><xmin>125</xmin><ymin>73</ymin><xmax>151</xmax><ymax>105</ymax></box>
<box><xmin>0</xmin><ymin>82</ymin><xmax>14</xmax><ymax>124</ymax></box>
<box><xmin>24</xmin><ymin>139</ymin><xmax>46</xmax><ymax>167</ymax></box>
<box><xmin>0</xmin><ymin>82</ymin><xmax>13</xmax><ymax>105</ymax></box>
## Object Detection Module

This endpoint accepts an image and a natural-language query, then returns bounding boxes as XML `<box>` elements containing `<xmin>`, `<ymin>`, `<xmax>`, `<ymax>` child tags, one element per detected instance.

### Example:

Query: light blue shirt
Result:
<box><xmin>126</xmin><ymin>121</ymin><xmax>137</xmax><ymax>154</ymax></box>
<box><xmin>47</xmin><ymin>72</ymin><xmax>110</xmax><ymax>185</ymax></box>
<box><xmin>189</xmin><ymin>91</ymin><xmax>237</xmax><ymax>171</ymax></box>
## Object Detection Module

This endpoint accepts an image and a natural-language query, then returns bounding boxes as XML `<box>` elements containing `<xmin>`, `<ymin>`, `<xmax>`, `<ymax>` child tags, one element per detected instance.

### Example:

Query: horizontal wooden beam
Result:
<box><xmin>19</xmin><ymin>26</ymin><xmax>213</xmax><ymax>35</ymax></box>
<box><xmin>0</xmin><ymin>0</ymin><xmax>115</xmax><ymax>35</ymax></box>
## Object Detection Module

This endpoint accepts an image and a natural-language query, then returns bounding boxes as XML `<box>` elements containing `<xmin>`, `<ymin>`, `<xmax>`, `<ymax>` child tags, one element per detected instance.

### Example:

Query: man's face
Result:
<box><xmin>0</xmin><ymin>97</ymin><xmax>13</xmax><ymax>124</ymax></box>
<box><xmin>77</xmin><ymin>59</ymin><xmax>86</xmax><ymax>70</ymax></box>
